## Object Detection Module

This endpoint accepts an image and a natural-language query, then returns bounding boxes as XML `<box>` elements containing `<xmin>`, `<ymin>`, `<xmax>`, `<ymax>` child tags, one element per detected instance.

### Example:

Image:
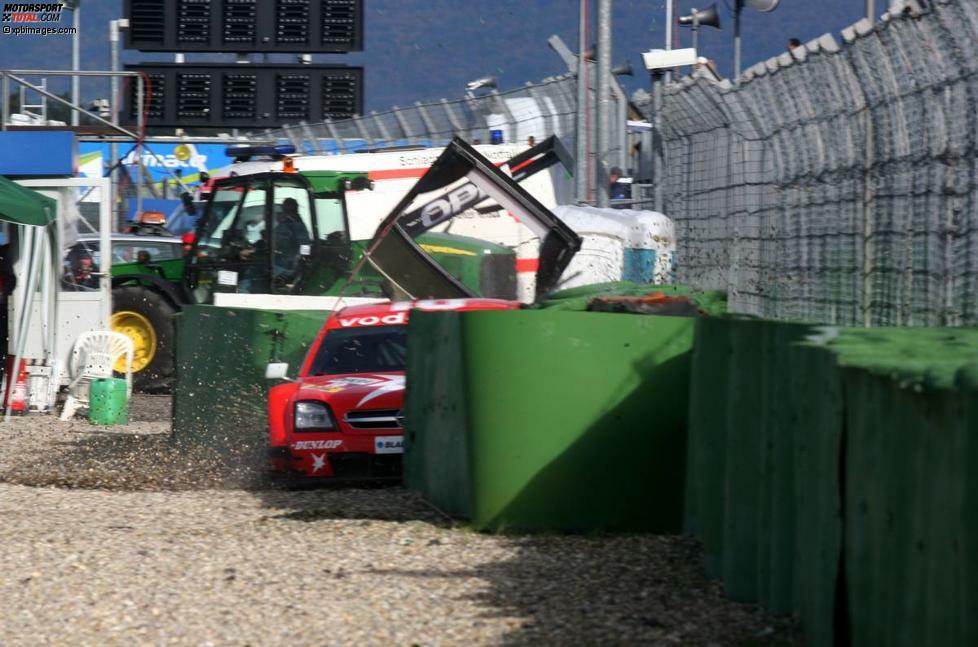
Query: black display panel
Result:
<box><xmin>124</xmin><ymin>0</ymin><xmax>363</xmax><ymax>53</ymax></box>
<box><xmin>125</xmin><ymin>64</ymin><xmax>363</xmax><ymax>128</ymax></box>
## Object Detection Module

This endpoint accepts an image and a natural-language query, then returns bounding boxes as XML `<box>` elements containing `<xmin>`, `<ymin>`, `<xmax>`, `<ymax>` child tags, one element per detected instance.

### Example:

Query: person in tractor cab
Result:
<box><xmin>62</xmin><ymin>246</ymin><xmax>100</xmax><ymax>291</ymax></box>
<box><xmin>273</xmin><ymin>197</ymin><xmax>311</xmax><ymax>286</ymax></box>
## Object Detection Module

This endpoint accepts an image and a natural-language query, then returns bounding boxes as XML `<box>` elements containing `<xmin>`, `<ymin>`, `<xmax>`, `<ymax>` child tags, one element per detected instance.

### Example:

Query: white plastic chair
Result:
<box><xmin>60</xmin><ymin>331</ymin><xmax>134</xmax><ymax>421</ymax></box>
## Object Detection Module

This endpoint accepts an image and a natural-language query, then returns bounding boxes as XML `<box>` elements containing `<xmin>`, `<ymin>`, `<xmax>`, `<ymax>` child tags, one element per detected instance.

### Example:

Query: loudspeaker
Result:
<box><xmin>679</xmin><ymin>4</ymin><xmax>722</xmax><ymax>29</ymax></box>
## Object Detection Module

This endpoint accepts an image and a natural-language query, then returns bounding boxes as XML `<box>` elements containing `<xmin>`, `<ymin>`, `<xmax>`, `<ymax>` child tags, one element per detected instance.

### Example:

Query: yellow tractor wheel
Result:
<box><xmin>111</xmin><ymin>286</ymin><xmax>177</xmax><ymax>391</ymax></box>
<box><xmin>111</xmin><ymin>310</ymin><xmax>158</xmax><ymax>373</ymax></box>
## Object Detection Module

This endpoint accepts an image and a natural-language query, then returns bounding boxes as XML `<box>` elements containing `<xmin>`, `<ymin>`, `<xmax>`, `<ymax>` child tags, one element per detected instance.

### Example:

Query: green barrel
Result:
<box><xmin>88</xmin><ymin>378</ymin><xmax>129</xmax><ymax>425</ymax></box>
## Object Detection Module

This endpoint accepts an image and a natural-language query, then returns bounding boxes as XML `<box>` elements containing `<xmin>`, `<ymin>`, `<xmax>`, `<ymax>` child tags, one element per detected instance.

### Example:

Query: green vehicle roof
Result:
<box><xmin>416</xmin><ymin>231</ymin><xmax>514</xmax><ymax>256</ymax></box>
<box><xmin>299</xmin><ymin>170</ymin><xmax>369</xmax><ymax>194</ymax></box>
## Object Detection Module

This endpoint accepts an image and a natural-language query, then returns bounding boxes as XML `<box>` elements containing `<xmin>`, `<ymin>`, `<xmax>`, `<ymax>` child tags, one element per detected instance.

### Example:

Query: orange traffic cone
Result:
<box><xmin>4</xmin><ymin>358</ymin><xmax>28</xmax><ymax>415</ymax></box>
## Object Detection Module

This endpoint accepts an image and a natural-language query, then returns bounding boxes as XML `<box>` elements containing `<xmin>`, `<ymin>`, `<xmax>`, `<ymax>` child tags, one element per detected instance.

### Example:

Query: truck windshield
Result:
<box><xmin>309</xmin><ymin>326</ymin><xmax>408</xmax><ymax>376</ymax></box>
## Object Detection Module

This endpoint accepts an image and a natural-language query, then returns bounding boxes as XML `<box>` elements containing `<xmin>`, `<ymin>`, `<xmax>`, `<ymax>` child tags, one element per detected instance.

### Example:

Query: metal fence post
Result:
<box><xmin>594</xmin><ymin>0</ymin><xmax>612</xmax><ymax>208</ymax></box>
<box><xmin>576</xmin><ymin>0</ymin><xmax>590</xmax><ymax>203</ymax></box>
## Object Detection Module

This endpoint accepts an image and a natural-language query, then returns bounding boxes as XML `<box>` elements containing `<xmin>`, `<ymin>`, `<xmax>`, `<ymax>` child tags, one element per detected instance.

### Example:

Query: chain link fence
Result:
<box><xmin>648</xmin><ymin>0</ymin><xmax>978</xmax><ymax>327</ymax></box>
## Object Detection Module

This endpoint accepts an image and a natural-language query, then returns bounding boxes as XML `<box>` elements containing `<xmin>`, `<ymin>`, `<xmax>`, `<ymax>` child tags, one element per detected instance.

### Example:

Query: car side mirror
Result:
<box><xmin>265</xmin><ymin>362</ymin><xmax>291</xmax><ymax>381</ymax></box>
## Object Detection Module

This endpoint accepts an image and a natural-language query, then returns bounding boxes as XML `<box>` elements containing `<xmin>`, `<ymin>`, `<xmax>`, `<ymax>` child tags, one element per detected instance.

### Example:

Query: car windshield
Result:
<box><xmin>309</xmin><ymin>325</ymin><xmax>408</xmax><ymax>376</ymax></box>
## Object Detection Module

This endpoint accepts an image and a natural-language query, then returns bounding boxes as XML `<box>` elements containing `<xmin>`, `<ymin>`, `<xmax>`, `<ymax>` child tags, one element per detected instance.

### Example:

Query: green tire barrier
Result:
<box><xmin>404</xmin><ymin>309</ymin><xmax>695</xmax><ymax>533</ymax></box>
<box><xmin>686</xmin><ymin>319</ymin><xmax>978</xmax><ymax>647</ymax></box>
<box><xmin>171</xmin><ymin>305</ymin><xmax>328</xmax><ymax>474</ymax></box>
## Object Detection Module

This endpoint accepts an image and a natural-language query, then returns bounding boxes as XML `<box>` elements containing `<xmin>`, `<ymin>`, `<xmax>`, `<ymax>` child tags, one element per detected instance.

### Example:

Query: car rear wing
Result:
<box><xmin>352</xmin><ymin>137</ymin><xmax>581</xmax><ymax>302</ymax></box>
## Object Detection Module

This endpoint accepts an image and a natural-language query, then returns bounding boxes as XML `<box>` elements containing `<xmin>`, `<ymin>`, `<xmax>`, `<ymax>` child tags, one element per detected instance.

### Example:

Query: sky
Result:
<box><xmin>0</xmin><ymin>1</ymin><xmax>868</xmax><ymax>112</ymax></box>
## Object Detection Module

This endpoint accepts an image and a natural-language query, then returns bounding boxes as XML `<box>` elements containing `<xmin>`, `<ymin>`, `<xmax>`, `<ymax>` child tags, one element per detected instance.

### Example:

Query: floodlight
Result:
<box><xmin>642</xmin><ymin>48</ymin><xmax>698</xmax><ymax>71</ymax></box>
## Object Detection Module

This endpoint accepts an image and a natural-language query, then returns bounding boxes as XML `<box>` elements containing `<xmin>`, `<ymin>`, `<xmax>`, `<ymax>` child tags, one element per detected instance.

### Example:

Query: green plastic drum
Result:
<box><xmin>88</xmin><ymin>378</ymin><xmax>129</xmax><ymax>426</ymax></box>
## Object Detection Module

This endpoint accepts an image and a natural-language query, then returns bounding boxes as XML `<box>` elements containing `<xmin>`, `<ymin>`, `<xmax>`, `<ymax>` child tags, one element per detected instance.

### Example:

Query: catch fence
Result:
<box><xmin>652</xmin><ymin>0</ymin><xmax>978</xmax><ymax>326</ymax></box>
<box><xmin>256</xmin><ymin>69</ymin><xmax>634</xmax><ymax>205</ymax></box>
<box><xmin>263</xmin><ymin>74</ymin><xmax>587</xmax><ymax>156</ymax></box>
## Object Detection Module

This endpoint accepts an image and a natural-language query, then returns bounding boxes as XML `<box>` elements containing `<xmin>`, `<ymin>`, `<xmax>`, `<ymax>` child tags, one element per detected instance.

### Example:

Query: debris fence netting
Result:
<box><xmin>651</xmin><ymin>0</ymin><xmax>978</xmax><ymax>327</ymax></box>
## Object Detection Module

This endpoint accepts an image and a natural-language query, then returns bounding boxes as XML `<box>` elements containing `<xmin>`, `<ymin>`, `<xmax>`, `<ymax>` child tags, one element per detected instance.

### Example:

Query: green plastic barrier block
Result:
<box><xmin>405</xmin><ymin>309</ymin><xmax>694</xmax><ymax>533</ymax></box>
<box><xmin>171</xmin><ymin>306</ymin><xmax>328</xmax><ymax>470</ymax></box>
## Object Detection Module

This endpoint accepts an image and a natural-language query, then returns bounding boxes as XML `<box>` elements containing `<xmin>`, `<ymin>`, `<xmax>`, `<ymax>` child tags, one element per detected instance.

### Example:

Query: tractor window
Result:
<box><xmin>114</xmin><ymin>242</ymin><xmax>180</xmax><ymax>263</ymax></box>
<box><xmin>315</xmin><ymin>196</ymin><xmax>347</xmax><ymax>241</ymax></box>
<box><xmin>188</xmin><ymin>177</ymin><xmax>271</xmax><ymax>302</ymax></box>
<box><xmin>272</xmin><ymin>183</ymin><xmax>314</xmax><ymax>235</ymax></box>
<box><xmin>198</xmin><ymin>186</ymin><xmax>250</xmax><ymax>256</ymax></box>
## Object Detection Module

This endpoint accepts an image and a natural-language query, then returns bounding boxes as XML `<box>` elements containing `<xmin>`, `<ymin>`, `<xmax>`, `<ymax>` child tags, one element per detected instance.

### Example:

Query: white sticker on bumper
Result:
<box><xmin>374</xmin><ymin>436</ymin><xmax>404</xmax><ymax>455</ymax></box>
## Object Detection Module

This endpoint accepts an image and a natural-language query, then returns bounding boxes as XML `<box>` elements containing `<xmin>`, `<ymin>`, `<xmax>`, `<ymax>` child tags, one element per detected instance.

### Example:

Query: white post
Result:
<box><xmin>110</xmin><ymin>19</ymin><xmax>120</xmax><ymax>231</ymax></box>
<box><xmin>71</xmin><ymin>3</ymin><xmax>80</xmax><ymax>127</ymax></box>
<box><xmin>6</xmin><ymin>228</ymin><xmax>44</xmax><ymax>421</ymax></box>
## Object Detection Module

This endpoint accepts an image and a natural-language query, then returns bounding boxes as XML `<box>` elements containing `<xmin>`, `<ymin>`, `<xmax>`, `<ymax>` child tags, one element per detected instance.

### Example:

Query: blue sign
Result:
<box><xmin>0</xmin><ymin>131</ymin><xmax>77</xmax><ymax>177</ymax></box>
<box><xmin>78</xmin><ymin>142</ymin><xmax>235</xmax><ymax>188</ymax></box>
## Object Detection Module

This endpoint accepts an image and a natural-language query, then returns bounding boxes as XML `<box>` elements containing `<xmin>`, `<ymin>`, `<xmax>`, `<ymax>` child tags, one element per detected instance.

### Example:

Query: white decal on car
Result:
<box><xmin>311</xmin><ymin>453</ymin><xmax>327</xmax><ymax>473</ymax></box>
<box><xmin>292</xmin><ymin>440</ymin><xmax>344</xmax><ymax>450</ymax></box>
<box><xmin>374</xmin><ymin>436</ymin><xmax>404</xmax><ymax>455</ymax></box>
<box><xmin>338</xmin><ymin>312</ymin><xmax>408</xmax><ymax>328</ymax></box>
<box><xmin>356</xmin><ymin>375</ymin><xmax>406</xmax><ymax>408</ymax></box>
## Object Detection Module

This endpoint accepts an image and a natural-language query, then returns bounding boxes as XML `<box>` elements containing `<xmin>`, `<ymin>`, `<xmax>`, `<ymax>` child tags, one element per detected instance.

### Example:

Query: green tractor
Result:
<box><xmin>111</xmin><ymin>166</ymin><xmax>516</xmax><ymax>391</ymax></box>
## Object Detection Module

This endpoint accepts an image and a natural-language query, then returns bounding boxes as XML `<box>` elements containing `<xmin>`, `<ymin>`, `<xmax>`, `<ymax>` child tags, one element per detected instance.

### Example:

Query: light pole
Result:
<box><xmin>665</xmin><ymin>0</ymin><xmax>673</xmax><ymax>83</ymax></box>
<box><xmin>594</xmin><ymin>0</ymin><xmax>611</xmax><ymax>208</ymax></box>
<box><xmin>734</xmin><ymin>0</ymin><xmax>743</xmax><ymax>83</ymax></box>
<box><xmin>110</xmin><ymin>18</ymin><xmax>129</xmax><ymax>231</ymax></box>
<box><xmin>734</xmin><ymin>1</ymin><xmax>782</xmax><ymax>83</ymax></box>
<box><xmin>64</xmin><ymin>0</ymin><xmax>81</xmax><ymax>126</ymax></box>
<box><xmin>679</xmin><ymin>5</ymin><xmax>721</xmax><ymax>72</ymax></box>
<box><xmin>576</xmin><ymin>0</ymin><xmax>589</xmax><ymax>204</ymax></box>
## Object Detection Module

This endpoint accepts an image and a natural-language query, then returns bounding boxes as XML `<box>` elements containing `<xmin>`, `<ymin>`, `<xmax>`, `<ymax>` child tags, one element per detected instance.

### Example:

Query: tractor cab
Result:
<box><xmin>185</xmin><ymin>170</ymin><xmax>371</xmax><ymax>303</ymax></box>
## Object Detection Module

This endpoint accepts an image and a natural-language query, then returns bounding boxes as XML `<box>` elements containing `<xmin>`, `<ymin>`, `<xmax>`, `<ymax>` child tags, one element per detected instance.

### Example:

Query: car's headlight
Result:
<box><xmin>294</xmin><ymin>401</ymin><xmax>335</xmax><ymax>432</ymax></box>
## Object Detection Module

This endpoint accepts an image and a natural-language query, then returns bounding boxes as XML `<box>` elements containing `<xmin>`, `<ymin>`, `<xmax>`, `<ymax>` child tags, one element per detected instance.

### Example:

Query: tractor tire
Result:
<box><xmin>111</xmin><ymin>286</ymin><xmax>176</xmax><ymax>392</ymax></box>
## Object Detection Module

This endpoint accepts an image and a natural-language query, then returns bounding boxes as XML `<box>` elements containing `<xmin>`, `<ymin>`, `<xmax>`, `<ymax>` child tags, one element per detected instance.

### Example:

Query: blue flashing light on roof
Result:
<box><xmin>225</xmin><ymin>144</ymin><xmax>297</xmax><ymax>162</ymax></box>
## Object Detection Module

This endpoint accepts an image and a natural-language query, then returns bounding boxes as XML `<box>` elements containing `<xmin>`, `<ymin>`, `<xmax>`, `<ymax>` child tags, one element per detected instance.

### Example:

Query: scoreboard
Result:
<box><xmin>125</xmin><ymin>64</ymin><xmax>364</xmax><ymax>128</ymax></box>
<box><xmin>124</xmin><ymin>0</ymin><xmax>363</xmax><ymax>53</ymax></box>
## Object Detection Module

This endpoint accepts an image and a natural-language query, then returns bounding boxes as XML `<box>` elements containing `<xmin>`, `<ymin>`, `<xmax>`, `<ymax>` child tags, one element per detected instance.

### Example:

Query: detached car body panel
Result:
<box><xmin>268</xmin><ymin>298</ymin><xmax>518</xmax><ymax>480</ymax></box>
<box><xmin>355</xmin><ymin>136</ymin><xmax>582</xmax><ymax>302</ymax></box>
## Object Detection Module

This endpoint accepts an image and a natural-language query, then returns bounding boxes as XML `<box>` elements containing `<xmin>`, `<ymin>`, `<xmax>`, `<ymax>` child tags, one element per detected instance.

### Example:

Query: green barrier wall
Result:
<box><xmin>402</xmin><ymin>312</ymin><xmax>473</xmax><ymax>518</ymax></box>
<box><xmin>685</xmin><ymin>318</ymin><xmax>843</xmax><ymax>647</ymax></box>
<box><xmin>405</xmin><ymin>309</ymin><xmax>694</xmax><ymax>533</ymax></box>
<box><xmin>686</xmin><ymin>320</ymin><xmax>978</xmax><ymax>646</ymax></box>
<box><xmin>171</xmin><ymin>306</ymin><xmax>327</xmax><ymax>475</ymax></box>
<box><xmin>843</xmin><ymin>369</ymin><xmax>978</xmax><ymax>646</ymax></box>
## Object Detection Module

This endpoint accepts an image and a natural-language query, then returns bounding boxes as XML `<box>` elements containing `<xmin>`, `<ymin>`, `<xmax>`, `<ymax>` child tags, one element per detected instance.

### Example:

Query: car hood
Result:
<box><xmin>296</xmin><ymin>372</ymin><xmax>405</xmax><ymax>411</ymax></box>
<box><xmin>353</xmin><ymin>137</ymin><xmax>581</xmax><ymax>302</ymax></box>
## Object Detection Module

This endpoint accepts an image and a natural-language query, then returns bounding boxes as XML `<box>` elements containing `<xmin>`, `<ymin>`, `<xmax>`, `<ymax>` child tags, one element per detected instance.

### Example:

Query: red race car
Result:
<box><xmin>266</xmin><ymin>298</ymin><xmax>518</xmax><ymax>480</ymax></box>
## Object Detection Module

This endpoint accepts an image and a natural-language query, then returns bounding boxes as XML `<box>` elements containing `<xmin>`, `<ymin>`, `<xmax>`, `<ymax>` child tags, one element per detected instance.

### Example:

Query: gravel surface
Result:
<box><xmin>0</xmin><ymin>396</ymin><xmax>800</xmax><ymax>646</ymax></box>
